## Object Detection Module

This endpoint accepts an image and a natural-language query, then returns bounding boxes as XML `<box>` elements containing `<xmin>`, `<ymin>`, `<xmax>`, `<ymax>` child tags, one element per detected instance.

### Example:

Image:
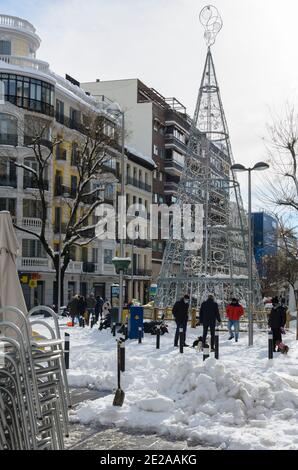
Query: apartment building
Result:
<box><xmin>0</xmin><ymin>15</ymin><xmax>119</xmax><ymax>308</ymax></box>
<box><xmin>82</xmin><ymin>79</ymin><xmax>191</xmax><ymax>281</ymax></box>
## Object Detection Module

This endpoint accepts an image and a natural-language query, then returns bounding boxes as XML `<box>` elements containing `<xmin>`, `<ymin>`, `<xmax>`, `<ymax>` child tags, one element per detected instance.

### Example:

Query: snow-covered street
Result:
<box><xmin>43</xmin><ymin>319</ymin><xmax>298</xmax><ymax>450</ymax></box>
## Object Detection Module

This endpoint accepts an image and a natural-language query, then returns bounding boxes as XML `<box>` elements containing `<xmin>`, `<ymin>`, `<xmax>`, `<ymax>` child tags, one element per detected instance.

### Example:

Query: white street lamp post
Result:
<box><xmin>231</xmin><ymin>162</ymin><xmax>270</xmax><ymax>346</ymax></box>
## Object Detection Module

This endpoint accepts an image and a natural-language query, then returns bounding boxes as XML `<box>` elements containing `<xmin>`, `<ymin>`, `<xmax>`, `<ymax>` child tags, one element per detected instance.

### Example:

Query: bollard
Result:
<box><xmin>82</xmin><ymin>318</ymin><xmax>85</xmax><ymax>328</ymax></box>
<box><xmin>112</xmin><ymin>322</ymin><xmax>116</xmax><ymax>337</ymax></box>
<box><xmin>125</xmin><ymin>324</ymin><xmax>128</xmax><ymax>341</ymax></box>
<box><xmin>191</xmin><ymin>308</ymin><xmax>197</xmax><ymax>329</ymax></box>
<box><xmin>179</xmin><ymin>328</ymin><xmax>184</xmax><ymax>354</ymax></box>
<box><xmin>90</xmin><ymin>316</ymin><xmax>94</xmax><ymax>329</ymax></box>
<box><xmin>203</xmin><ymin>345</ymin><xmax>210</xmax><ymax>361</ymax></box>
<box><xmin>156</xmin><ymin>325</ymin><xmax>161</xmax><ymax>349</ymax></box>
<box><xmin>79</xmin><ymin>317</ymin><xmax>82</xmax><ymax>327</ymax></box>
<box><xmin>138</xmin><ymin>326</ymin><xmax>142</xmax><ymax>344</ymax></box>
<box><xmin>64</xmin><ymin>333</ymin><xmax>70</xmax><ymax>370</ymax></box>
<box><xmin>120</xmin><ymin>338</ymin><xmax>125</xmax><ymax>372</ymax></box>
<box><xmin>268</xmin><ymin>331</ymin><xmax>273</xmax><ymax>359</ymax></box>
<box><xmin>215</xmin><ymin>329</ymin><xmax>219</xmax><ymax>360</ymax></box>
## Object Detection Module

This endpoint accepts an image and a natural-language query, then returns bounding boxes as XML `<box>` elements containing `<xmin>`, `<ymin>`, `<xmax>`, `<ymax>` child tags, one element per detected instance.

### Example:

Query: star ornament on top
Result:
<box><xmin>199</xmin><ymin>5</ymin><xmax>223</xmax><ymax>47</ymax></box>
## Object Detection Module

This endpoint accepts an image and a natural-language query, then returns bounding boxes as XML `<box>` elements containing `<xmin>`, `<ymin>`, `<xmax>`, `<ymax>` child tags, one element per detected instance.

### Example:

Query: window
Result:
<box><xmin>71</xmin><ymin>142</ymin><xmax>79</xmax><ymax>165</ymax></box>
<box><xmin>71</xmin><ymin>176</ymin><xmax>78</xmax><ymax>197</ymax></box>
<box><xmin>92</xmin><ymin>248</ymin><xmax>99</xmax><ymax>263</ymax></box>
<box><xmin>0</xmin><ymin>198</ymin><xmax>16</xmax><ymax>215</ymax></box>
<box><xmin>104</xmin><ymin>249</ymin><xmax>113</xmax><ymax>264</ymax></box>
<box><xmin>0</xmin><ymin>40</ymin><xmax>11</xmax><ymax>55</ymax></box>
<box><xmin>22</xmin><ymin>239</ymin><xmax>47</xmax><ymax>258</ymax></box>
<box><xmin>159</xmin><ymin>172</ymin><xmax>163</xmax><ymax>182</ymax></box>
<box><xmin>56</xmin><ymin>99</ymin><xmax>64</xmax><ymax>123</ymax></box>
<box><xmin>0</xmin><ymin>159</ymin><xmax>17</xmax><ymax>186</ymax></box>
<box><xmin>23</xmin><ymin>199</ymin><xmax>42</xmax><ymax>218</ymax></box>
<box><xmin>70</xmin><ymin>246</ymin><xmax>76</xmax><ymax>261</ymax></box>
<box><xmin>153</xmin><ymin>145</ymin><xmax>158</xmax><ymax>155</ymax></box>
<box><xmin>0</xmin><ymin>113</ymin><xmax>18</xmax><ymax>145</ymax></box>
<box><xmin>0</xmin><ymin>73</ymin><xmax>54</xmax><ymax>117</ymax></box>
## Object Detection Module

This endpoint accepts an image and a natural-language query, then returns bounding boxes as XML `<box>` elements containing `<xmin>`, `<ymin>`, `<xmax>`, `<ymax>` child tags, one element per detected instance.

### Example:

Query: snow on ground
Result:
<box><xmin>38</xmin><ymin>318</ymin><xmax>298</xmax><ymax>450</ymax></box>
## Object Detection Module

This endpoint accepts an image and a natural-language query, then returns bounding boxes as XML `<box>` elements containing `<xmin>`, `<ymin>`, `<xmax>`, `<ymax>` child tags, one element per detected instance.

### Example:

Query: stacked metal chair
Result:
<box><xmin>0</xmin><ymin>306</ymin><xmax>71</xmax><ymax>450</ymax></box>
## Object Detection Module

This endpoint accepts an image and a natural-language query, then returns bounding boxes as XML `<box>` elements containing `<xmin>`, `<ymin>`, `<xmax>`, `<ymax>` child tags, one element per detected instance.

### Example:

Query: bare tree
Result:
<box><xmin>4</xmin><ymin>112</ymin><xmax>119</xmax><ymax>308</ymax></box>
<box><xmin>261</xmin><ymin>216</ymin><xmax>298</xmax><ymax>338</ymax></box>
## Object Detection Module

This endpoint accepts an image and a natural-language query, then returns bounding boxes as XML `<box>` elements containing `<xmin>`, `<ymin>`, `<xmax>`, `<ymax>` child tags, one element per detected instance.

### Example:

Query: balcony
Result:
<box><xmin>82</xmin><ymin>262</ymin><xmax>96</xmax><ymax>273</ymax></box>
<box><xmin>0</xmin><ymin>134</ymin><xmax>18</xmax><ymax>146</ymax></box>
<box><xmin>127</xmin><ymin>268</ymin><xmax>152</xmax><ymax>277</ymax></box>
<box><xmin>18</xmin><ymin>257</ymin><xmax>49</xmax><ymax>272</ymax></box>
<box><xmin>0</xmin><ymin>176</ymin><xmax>17</xmax><ymax>188</ymax></box>
<box><xmin>54</xmin><ymin>184</ymin><xmax>74</xmax><ymax>198</ymax></box>
<box><xmin>23</xmin><ymin>176</ymin><xmax>49</xmax><ymax>191</ymax></box>
<box><xmin>22</xmin><ymin>218</ymin><xmax>43</xmax><ymax>231</ymax></box>
<box><xmin>54</xmin><ymin>222</ymin><xmax>68</xmax><ymax>234</ymax></box>
<box><xmin>126</xmin><ymin>176</ymin><xmax>152</xmax><ymax>193</ymax></box>
<box><xmin>126</xmin><ymin>238</ymin><xmax>152</xmax><ymax>249</ymax></box>
<box><xmin>66</xmin><ymin>261</ymin><xmax>83</xmax><ymax>273</ymax></box>
<box><xmin>164</xmin><ymin>181</ymin><xmax>179</xmax><ymax>194</ymax></box>
<box><xmin>165</xmin><ymin>134</ymin><xmax>187</xmax><ymax>153</ymax></box>
<box><xmin>24</xmin><ymin>135</ymin><xmax>53</xmax><ymax>150</ymax></box>
<box><xmin>164</xmin><ymin>159</ymin><xmax>184</xmax><ymax>176</ymax></box>
<box><xmin>55</xmin><ymin>113</ymin><xmax>86</xmax><ymax>134</ymax></box>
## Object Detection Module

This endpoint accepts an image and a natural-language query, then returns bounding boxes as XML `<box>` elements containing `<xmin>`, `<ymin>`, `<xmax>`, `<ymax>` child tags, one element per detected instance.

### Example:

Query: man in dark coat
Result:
<box><xmin>172</xmin><ymin>294</ymin><xmax>190</xmax><ymax>347</ymax></box>
<box><xmin>68</xmin><ymin>294</ymin><xmax>79</xmax><ymax>326</ymax></box>
<box><xmin>268</xmin><ymin>296</ymin><xmax>287</xmax><ymax>351</ymax></box>
<box><xmin>199</xmin><ymin>294</ymin><xmax>221</xmax><ymax>351</ymax></box>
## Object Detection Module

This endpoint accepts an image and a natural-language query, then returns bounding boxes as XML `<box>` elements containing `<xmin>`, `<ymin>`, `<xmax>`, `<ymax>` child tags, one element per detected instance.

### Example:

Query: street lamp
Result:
<box><xmin>230</xmin><ymin>161</ymin><xmax>270</xmax><ymax>346</ymax></box>
<box><xmin>106</xmin><ymin>102</ymin><xmax>128</xmax><ymax>322</ymax></box>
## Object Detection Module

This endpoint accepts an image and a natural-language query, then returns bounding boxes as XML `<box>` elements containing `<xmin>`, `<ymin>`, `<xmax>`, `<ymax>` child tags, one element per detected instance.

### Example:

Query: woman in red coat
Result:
<box><xmin>226</xmin><ymin>298</ymin><xmax>244</xmax><ymax>342</ymax></box>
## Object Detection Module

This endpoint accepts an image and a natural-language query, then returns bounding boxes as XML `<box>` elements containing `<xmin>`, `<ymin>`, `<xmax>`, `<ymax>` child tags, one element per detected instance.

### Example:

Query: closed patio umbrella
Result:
<box><xmin>0</xmin><ymin>211</ymin><xmax>28</xmax><ymax>337</ymax></box>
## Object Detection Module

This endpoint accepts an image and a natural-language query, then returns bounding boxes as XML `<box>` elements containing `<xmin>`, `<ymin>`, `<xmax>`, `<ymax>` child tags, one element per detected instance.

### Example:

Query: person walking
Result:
<box><xmin>268</xmin><ymin>296</ymin><xmax>287</xmax><ymax>352</ymax></box>
<box><xmin>68</xmin><ymin>294</ymin><xmax>79</xmax><ymax>326</ymax></box>
<box><xmin>172</xmin><ymin>294</ymin><xmax>190</xmax><ymax>347</ymax></box>
<box><xmin>95</xmin><ymin>296</ymin><xmax>104</xmax><ymax>323</ymax></box>
<box><xmin>226</xmin><ymin>298</ymin><xmax>244</xmax><ymax>342</ymax></box>
<box><xmin>78</xmin><ymin>295</ymin><xmax>87</xmax><ymax>324</ymax></box>
<box><xmin>199</xmin><ymin>294</ymin><xmax>221</xmax><ymax>351</ymax></box>
<box><xmin>86</xmin><ymin>293</ymin><xmax>96</xmax><ymax>324</ymax></box>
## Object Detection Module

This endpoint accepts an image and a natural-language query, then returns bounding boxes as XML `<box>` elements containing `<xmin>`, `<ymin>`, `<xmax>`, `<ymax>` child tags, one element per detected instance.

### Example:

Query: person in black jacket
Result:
<box><xmin>199</xmin><ymin>294</ymin><xmax>221</xmax><ymax>351</ymax></box>
<box><xmin>268</xmin><ymin>296</ymin><xmax>287</xmax><ymax>351</ymax></box>
<box><xmin>172</xmin><ymin>295</ymin><xmax>190</xmax><ymax>347</ymax></box>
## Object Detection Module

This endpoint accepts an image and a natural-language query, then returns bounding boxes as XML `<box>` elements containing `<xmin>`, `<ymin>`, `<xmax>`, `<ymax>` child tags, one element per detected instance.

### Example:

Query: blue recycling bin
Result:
<box><xmin>128</xmin><ymin>306</ymin><xmax>144</xmax><ymax>340</ymax></box>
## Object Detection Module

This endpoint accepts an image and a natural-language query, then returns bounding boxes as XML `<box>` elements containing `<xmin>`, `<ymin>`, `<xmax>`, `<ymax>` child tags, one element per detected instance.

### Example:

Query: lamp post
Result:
<box><xmin>230</xmin><ymin>162</ymin><xmax>270</xmax><ymax>346</ymax></box>
<box><xmin>106</xmin><ymin>102</ymin><xmax>127</xmax><ymax>322</ymax></box>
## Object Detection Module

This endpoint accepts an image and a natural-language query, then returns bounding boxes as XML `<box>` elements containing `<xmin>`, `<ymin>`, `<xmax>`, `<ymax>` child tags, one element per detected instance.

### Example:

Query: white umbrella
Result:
<box><xmin>0</xmin><ymin>211</ymin><xmax>28</xmax><ymax>337</ymax></box>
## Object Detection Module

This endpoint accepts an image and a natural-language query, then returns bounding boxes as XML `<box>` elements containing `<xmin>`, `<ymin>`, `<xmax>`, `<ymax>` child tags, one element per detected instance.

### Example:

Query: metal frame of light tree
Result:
<box><xmin>155</xmin><ymin>6</ymin><xmax>264</xmax><ymax>317</ymax></box>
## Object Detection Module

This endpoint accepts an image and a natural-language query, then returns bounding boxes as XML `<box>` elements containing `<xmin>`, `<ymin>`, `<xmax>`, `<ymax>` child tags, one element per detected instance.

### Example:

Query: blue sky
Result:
<box><xmin>1</xmin><ymin>0</ymin><xmax>298</xmax><ymax>215</ymax></box>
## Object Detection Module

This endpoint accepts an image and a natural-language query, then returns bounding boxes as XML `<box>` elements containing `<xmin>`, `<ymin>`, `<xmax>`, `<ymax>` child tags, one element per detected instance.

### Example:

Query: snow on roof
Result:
<box><xmin>125</xmin><ymin>144</ymin><xmax>156</xmax><ymax>168</ymax></box>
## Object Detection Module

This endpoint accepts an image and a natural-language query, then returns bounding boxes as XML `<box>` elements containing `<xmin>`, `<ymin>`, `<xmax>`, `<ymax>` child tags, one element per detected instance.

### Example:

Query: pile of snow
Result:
<box><xmin>40</xmin><ymin>318</ymin><xmax>298</xmax><ymax>449</ymax></box>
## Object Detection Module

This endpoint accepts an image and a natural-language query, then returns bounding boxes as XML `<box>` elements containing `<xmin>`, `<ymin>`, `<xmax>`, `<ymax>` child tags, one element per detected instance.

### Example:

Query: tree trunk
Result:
<box><xmin>53</xmin><ymin>257</ymin><xmax>65</xmax><ymax>313</ymax></box>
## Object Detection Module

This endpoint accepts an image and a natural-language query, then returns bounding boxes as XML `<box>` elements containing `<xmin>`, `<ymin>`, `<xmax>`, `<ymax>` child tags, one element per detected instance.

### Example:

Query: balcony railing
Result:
<box><xmin>0</xmin><ymin>15</ymin><xmax>37</xmax><ymax>34</ymax></box>
<box><xmin>165</xmin><ymin>134</ymin><xmax>187</xmax><ymax>153</ymax></box>
<box><xmin>164</xmin><ymin>159</ymin><xmax>184</xmax><ymax>174</ymax></box>
<box><xmin>127</xmin><ymin>268</ymin><xmax>152</xmax><ymax>277</ymax></box>
<box><xmin>22</xmin><ymin>218</ymin><xmax>42</xmax><ymax>231</ymax></box>
<box><xmin>23</xmin><ymin>176</ymin><xmax>49</xmax><ymax>191</ymax></box>
<box><xmin>55</xmin><ymin>113</ymin><xmax>87</xmax><ymax>134</ymax></box>
<box><xmin>54</xmin><ymin>184</ymin><xmax>75</xmax><ymax>198</ymax></box>
<box><xmin>66</xmin><ymin>261</ymin><xmax>83</xmax><ymax>273</ymax></box>
<box><xmin>0</xmin><ymin>134</ymin><xmax>18</xmax><ymax>146</ymax></box>
<box><xmin>164</xmin><ymin>181</ymin><xmax>179</xmax><ymax>193</ymax></box>
<box><xmin>82</xmin><ymin>262</ymin><xmax>96</xmax><ymax>273</ymax></box>
<box><xmin>20</xmin><ymin>257</ymin><xmax>49</xmax><ymax>269</ymax></box>
<box><xmin>54</xmin><ymin>222</ymin><xmax>68</xmax><ymax>234</ymax></box>
<box><xmin>126</xmin><ymin>176</ymin><xmax>152</xmax><ymax>193</ymax></box>
<box><xmin>0</xmin><ymin>176</ymin><xmax>17</xmax><ymax>188</ymax></box>
<box><xmin>0</xmin><ymin>55</ymin><xmax>49</xmax><ymax>73</ymax></box>
<box><xmin>24</xmin><ymin>135</ymin><xmax>53</xmax><ymax>150</ymax></box>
